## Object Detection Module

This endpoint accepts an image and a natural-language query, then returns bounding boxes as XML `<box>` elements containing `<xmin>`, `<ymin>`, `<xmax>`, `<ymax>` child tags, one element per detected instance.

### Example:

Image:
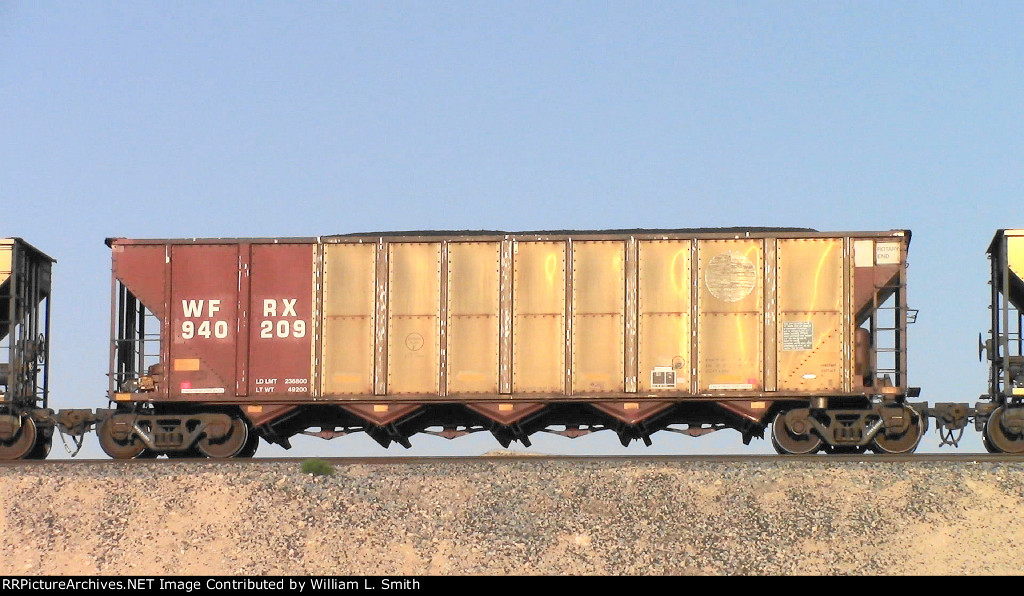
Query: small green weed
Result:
<box><xmin>301</xmin><ymin>458</ymin><xmax>335</xmax><ymax>476</ymax></box>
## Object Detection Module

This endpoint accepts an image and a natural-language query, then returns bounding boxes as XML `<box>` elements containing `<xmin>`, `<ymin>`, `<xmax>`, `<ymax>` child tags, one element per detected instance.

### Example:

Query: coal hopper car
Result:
<box><xmin>0</xmin><ymin>238</ymin><xmax>55</xmax><ymax>459</ymax></box>
<box><xmin>100</xmin><ymin>228</ymin><xmax>924</xmax><ymax>458</ymax></box>
<box><xmin>975</xmin><ymin>229</ymin><xmax>1024</xmax><ymax>453</ymax></box>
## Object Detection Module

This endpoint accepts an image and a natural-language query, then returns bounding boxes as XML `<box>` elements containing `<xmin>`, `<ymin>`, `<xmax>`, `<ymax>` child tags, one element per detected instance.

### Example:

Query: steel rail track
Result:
<box><xmin>2</xmin><ymin>453</ymin><xmax>1023</xmax><ymax>467</ymax></box>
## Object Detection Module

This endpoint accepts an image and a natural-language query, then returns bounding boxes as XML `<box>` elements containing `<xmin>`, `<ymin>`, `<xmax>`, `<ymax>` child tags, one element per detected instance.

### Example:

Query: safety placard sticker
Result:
<box><xmin>782</xmin><ymin>321</ymin><xmax>813</xmax><ymax>351</ymax></box>
<box><xmin>651</xmin><ymin>367</ymin><xmax>677</xmax><ymax>389</ymax></box>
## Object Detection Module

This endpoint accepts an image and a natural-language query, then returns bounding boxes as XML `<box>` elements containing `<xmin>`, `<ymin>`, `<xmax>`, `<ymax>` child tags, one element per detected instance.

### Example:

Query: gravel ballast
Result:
<box><xmin>0</xmin><ymin>457</ymin><xmax>1020</xmax><ymax>575</ymax></box>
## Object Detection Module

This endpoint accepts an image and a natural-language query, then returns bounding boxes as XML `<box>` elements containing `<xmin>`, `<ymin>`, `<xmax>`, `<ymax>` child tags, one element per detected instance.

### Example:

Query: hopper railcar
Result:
<box><xmin>976</xmin><ymin>229</ymin><xmax>1024</xmax><ymax>453</ymax></box>
<box><xmin>97</xmin><ymin>228</ymin><xmax>927</xmax><ymax>458</ymax></box>
<box><xmin>0</xmin><ymin>238</ymin><xmax>55</xmax><ymax>459</ymax></box>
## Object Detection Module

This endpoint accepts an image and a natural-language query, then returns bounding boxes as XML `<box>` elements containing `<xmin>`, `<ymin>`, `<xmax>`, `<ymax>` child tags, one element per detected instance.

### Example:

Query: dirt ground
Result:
<box><xmin>0</xmin><ymin>457</ymin><xmax>1019</xmax><ymax>575</ymax></box>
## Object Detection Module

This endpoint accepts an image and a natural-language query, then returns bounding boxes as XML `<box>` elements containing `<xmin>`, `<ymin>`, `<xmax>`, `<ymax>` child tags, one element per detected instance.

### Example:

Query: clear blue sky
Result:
<box><xmin>3</xmin><ymin>1</ymin><xmax>1022</xmax><ymax>458</ymax></box>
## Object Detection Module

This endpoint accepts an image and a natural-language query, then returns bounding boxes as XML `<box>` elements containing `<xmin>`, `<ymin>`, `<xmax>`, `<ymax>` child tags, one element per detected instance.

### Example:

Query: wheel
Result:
<box><xmin>98</xmin><ymin>417</ymin><xmax>147</xmax><ymax>459</ymax></box>
<box><xmin>196</xmin><ymin>418</ymin><xmax>249</xmax><ymax>458</ymax></box>
<box><xmin>984</xmin><ymin>406</ymin><xmax>1024</xmax><ymax>454</ymax></box>
<box><xmin>771</xmin><ymin>411</ymin><xmax>822</xmax><ymax>455</ymax></box>
<box><xmin>24</xmin><ymin>432</ymin><xmax>52</xmax><ymax>460</ymax></box>
<box><xmin>0</xmin><ymin>416</ymin><xmax>37</xmax><ymax>460</ymax></box>
<box><xmin>236</xmin><ymin>430</ymin><xmax>260</xmax><ymax>458</ymax></box>
<box><xmin>983</xmin><ymin>429</ymin><xmax>1001</xmax><ymax>453</ymax></box>
<box><xmin>871</xmin><ymin>406</ymin><xmax>925</xmax><ymax>454</ymax></box>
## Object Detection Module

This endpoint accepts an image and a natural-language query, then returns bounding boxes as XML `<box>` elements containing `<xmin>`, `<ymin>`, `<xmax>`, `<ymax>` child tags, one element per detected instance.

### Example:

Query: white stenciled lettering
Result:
<box><xmin>262</xmin><ymin>298</ymin><xmax>298</xmax><ymax>317</ymax></box>
<box><xmin>258</xmin><ymin>297</ymin><xmax>306</xmax><ymax>340</ymax></box>
<box><xmin>181</xmin><ymin>320</ymin><xmax>228</xmax><ymax>340</ymax></box>
<box><xmin>180</xmin><ymin>298</ymin><xmax>229</xmax><ymax>341</ymax></box>
<box><xmin>260</xmin><ymin>320</ymin><xmax>306</xmax><ymax>339</ymax></box>
<box><xmin>183</xmin><ymin>300</ymin><xmax>204</xmax><ymax>317</ymax></box>
<box><xmin>182</xmin><ymin>299</ymin><xmax>222</xmax><ymax>317</ymax></box>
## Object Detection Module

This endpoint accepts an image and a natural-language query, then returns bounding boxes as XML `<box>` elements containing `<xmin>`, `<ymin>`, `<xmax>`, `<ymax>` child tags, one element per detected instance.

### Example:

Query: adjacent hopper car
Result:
<box><xmin>2</xmin><ymin>227</ymin><xmax>1023</xmax><ymax>459</ymax></box>
<box><xmin>0</xmin><ymin>238</ymin><xmax>55</xmax><ymax>459</ymax></box>
<box><xmin>977</xmin><ymin>229</ymin><xmax>1024</xmax><ymax>453</ymax></box>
